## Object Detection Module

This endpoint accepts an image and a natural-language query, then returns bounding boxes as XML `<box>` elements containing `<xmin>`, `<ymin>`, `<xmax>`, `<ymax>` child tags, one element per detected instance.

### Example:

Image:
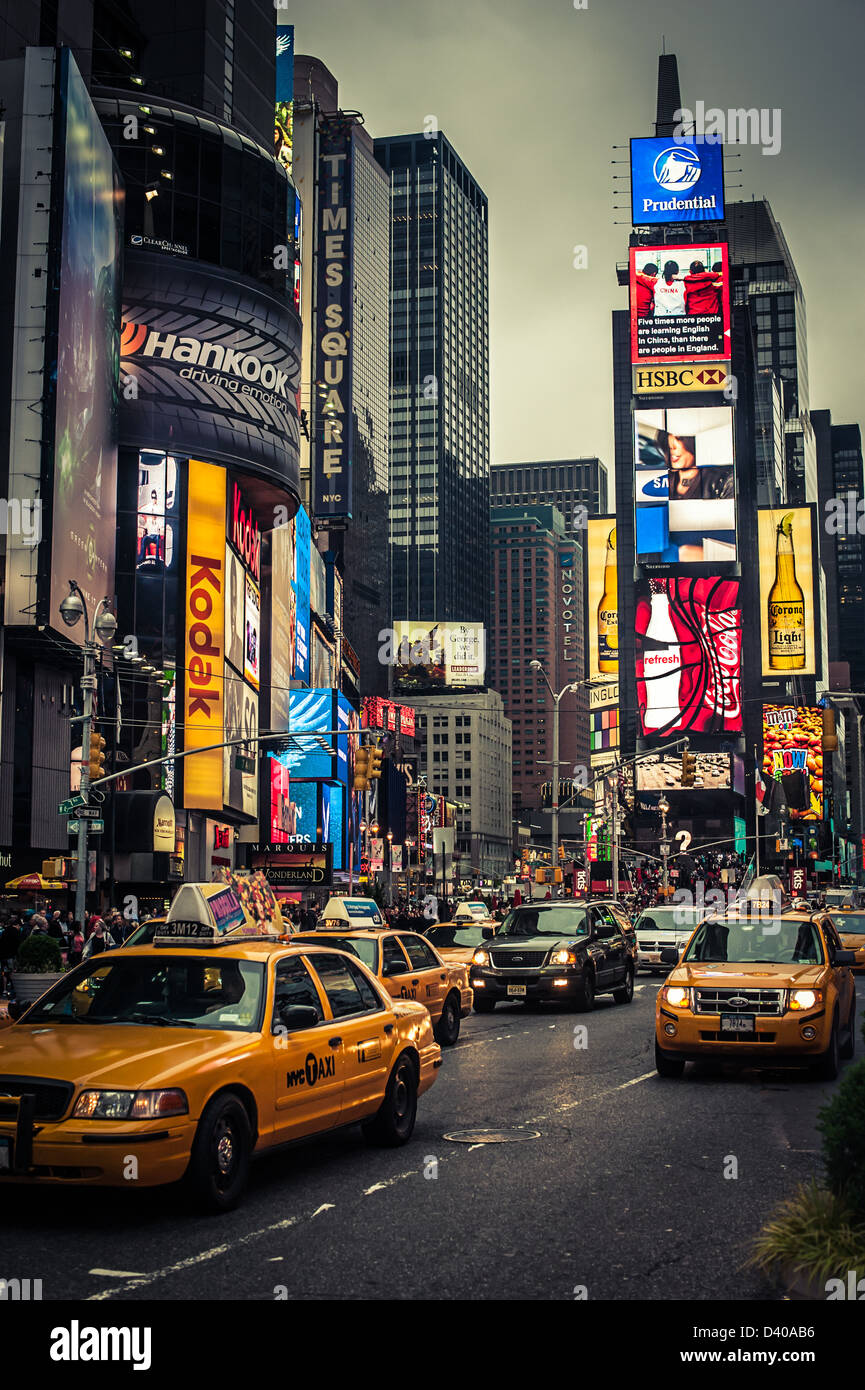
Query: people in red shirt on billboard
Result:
<box><xmin>684</xmin><ymin>259</ymin><xmax>724</xmax><ymax>315</ymax></box>
<box><xmin>634</xmin><ymin>262</ymin><xmax>658</xmax><ymax>316</ymax></box>
<box><xmin>653</xmin><ymin>260</ymin><xmax>686</xmax><ymax>316</ymax></box>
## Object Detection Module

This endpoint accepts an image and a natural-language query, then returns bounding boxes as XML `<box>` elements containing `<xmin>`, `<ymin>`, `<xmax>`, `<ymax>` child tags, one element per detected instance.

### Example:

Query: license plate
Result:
<box><xmin>0</xmin><ymin>1137</ymin><xmax>11</xmax><ymax>1171</ymax></box>
<box><xmin>507</xmin><ymin>984</ymin><xmax>527</xmax><ymax>997</ymax></box>
<box><xmin>720</xmin><ymin>1014</ymin><xmax>755</xmax><ymax>1034</ymax></box>
<box><xmin>648</xmin><ymin>952</ymin><xmax>661</xmax><ymax>963</ymax></box>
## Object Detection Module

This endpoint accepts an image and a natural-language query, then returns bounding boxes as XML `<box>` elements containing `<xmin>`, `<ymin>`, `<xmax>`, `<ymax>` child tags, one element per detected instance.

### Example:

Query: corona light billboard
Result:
<box><xmin>635</xmin><ymin>576</ymin><xmax>742</xmax><ymax>737</ymax></box>
<box><xmin>184</xmin><ymin>460</ymin><xmax>226</xmax><ymax>810</ymax></box>
<box><xmin>757</xmin><ymin>507</ymin><xmax>819</xmax><ymax>678</ymax></box>
<box><xmin>584</xmin><ymin>518</ymin><xmax>618</xmax><ymax>711</ymax></box>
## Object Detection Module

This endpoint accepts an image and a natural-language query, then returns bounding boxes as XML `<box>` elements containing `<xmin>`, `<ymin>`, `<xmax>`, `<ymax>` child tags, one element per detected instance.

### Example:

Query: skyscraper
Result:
<box><xmin>814</xmin><ymin>412</ymin><xmax>865</xmax><ymax>692</ymax></box>
<box><xmin>374</xmin><ymin>131</ymin><xmax>490</xmax><ymax>627</ymax></box>
<box><xmin>489</xmin><ymin>505</ymin><xmax>587</xmax><ymax>814</ymax></box>
<box><xmin>490</xmin><ymin>459</ymin><xmax>608</xmax><ymax>528</ymax></box>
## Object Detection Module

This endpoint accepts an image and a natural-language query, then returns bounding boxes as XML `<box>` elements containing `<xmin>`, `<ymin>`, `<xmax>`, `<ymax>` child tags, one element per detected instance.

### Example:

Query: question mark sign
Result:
<box><xmin>675</xmin><ymin>830</ymin><xmax>692</xmax><ymax>854</ymax></box>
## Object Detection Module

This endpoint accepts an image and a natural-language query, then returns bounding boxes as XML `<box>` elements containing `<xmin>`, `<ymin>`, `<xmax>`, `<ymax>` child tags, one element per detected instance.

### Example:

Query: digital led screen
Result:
<box><xmin>636</xmin><ymin>577</ymin><xmax>742</xmax><ymax>737</ymax></box>
<box><xmin>630</xmin><ymin>243</ymin><xmax>730</xmax><ymax>365</ymax></box>
<box><xmin>635</xmin><ymin>406</ymin><xmax>736</xmax><ymax>564</ymax></box>
<box><xmin>630</xmin><ymin>136</ymin><xmax>725</xmax><ymax>225</ymax></box>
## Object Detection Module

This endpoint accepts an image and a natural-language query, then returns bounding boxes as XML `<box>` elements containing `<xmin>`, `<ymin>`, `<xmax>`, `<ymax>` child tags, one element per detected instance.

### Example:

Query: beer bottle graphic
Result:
<box><xmin>767</xmin><ymin>512</ymin><xmax>805</xmax><ymax>670</ymax></box>
<box><xmin>597</xmin><ymin>526</ymin><xmax>618</xmax><ymax>673</ymax></box>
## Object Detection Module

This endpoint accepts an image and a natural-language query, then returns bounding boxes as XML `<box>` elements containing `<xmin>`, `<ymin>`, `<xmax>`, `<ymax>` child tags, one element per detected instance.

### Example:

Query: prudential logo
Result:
<box><xmin>652</xmin><ymin>146</ymin><xmax>701</xmax><ymax>191</ymax></box>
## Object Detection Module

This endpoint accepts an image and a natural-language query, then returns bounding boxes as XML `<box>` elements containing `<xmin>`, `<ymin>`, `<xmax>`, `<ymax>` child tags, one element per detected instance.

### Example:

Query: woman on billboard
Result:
<box><xmin>667</xmin><ymin>433</ymin><xmax>733</xmax><ymax>501</ymax></box>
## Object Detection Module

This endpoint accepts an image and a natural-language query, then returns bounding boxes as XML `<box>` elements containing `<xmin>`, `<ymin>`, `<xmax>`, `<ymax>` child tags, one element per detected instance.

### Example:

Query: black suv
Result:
<box><xmin>469</xmin><ymin>900</ymin><xmax>635</xmax><ymax>1012</ymax></box>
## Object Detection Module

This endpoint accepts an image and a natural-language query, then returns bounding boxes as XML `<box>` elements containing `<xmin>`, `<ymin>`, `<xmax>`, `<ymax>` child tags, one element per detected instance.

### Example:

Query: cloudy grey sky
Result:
<box><xmin>287</xmin><ymin>0</ymin><xmax>865</xmax><ymax>481</ymax></box>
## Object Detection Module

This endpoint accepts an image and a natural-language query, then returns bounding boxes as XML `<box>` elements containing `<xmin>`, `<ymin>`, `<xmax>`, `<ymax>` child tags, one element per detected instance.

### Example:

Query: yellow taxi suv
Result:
<box><xmin>0</xmin><ymin>913</ymin><xmax>441</xmax><ymax>1212</ymax></box>
<box><xmin>290</xmin><ymin>922</ymin><xmax>472</xmax><ymax>1045</ymax></box>
<box><xmin>654</xmin><ymin>906</ymin><xmax>857</xmax><ymax>1080</ymax></box>
<box><xmin>826</xmin><ymin>910</ymin><xmax>865</xmax><ymax>973</ymax></box>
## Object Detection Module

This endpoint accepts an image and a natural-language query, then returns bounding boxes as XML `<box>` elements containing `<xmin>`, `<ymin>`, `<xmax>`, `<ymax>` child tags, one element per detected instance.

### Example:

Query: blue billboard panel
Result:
<box><xmin>293</xmin><ymin>505</ymin><xmax>311</xmax><ymax>682</ymax></box>
<box><xmin>630</xmin><ymin>137</ymin><xmax>724</xmax><ymax>225</ymax></box>
<box><xmin>286</xmin><ymin>689</ymin><xmax>334</xmax><ymax>778</ymax></box>
<box><xmin>322</xmin><ymin>782</ymin><xmax>344</xmax><ymax>871</ymax></box>
<box><xmin>290</xmin><ymin>778</ymin><xmax>318</xmax><ymax>844</ymax></box>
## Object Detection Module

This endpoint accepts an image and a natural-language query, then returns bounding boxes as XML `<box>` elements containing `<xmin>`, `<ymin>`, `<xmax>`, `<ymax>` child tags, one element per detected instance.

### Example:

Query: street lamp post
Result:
<box><xmin>530</xmin><ymin>664</ymin><xmax>612</xmax><ymax>898</ymax></box>
<box><xmin>658</xmin><ymin>795</ymin><xmax>671</xmax><ymax>898</ymax></box>
<box><xmin>58</xmin><ymin>582</ymin><xmax>117</xmax><ymax>928</ymax></box>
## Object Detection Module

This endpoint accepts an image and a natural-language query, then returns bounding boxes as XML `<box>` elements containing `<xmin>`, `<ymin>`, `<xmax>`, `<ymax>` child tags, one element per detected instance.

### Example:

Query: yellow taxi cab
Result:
<box><xmin>424</xmin><ymin>919</ymin><xmax>495</xmax><ymax>966</ymax></box>
<box><xmin>290</xmin><ymin>898</ymin><xmax>472</xmax><ymax>1046</ymax></box>
<box><xmin>826</xmin><ymin>909</ymin><xmax>865</xmax><ymax>972</ymax></box>
<box><xmin>655</xmin><ymin>904</ymin><xmax>857</xmax><ymax>1080</ymax></box>
<box><xmin>0</xmin><ymin>885</ymin><xmax>441</xmax><ymax>1212</ymax></box>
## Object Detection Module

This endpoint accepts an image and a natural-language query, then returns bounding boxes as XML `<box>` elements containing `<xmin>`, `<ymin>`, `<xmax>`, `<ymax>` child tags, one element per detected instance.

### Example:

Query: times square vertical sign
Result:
<box><xmin>313</xmin><ymin>118</ymin><xmax>354</xmax><ymax>520</ymax></box>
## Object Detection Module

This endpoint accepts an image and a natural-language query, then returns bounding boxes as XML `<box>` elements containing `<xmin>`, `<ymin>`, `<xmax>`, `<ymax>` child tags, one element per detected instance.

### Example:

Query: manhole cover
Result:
<box><xmin>443</xmin><ymin>1127</ymin><xmax>541</xmax><ymax>1144</ymax></box>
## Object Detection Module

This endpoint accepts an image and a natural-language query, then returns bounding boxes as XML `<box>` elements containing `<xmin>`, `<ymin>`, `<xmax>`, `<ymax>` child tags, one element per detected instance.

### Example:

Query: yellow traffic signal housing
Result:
<box><xmin>534</xmin><ymin>867</ymin><xmax>545</xmax><ymax>884</ymax></box>
<box><xmin>353</xmin><ymin>746</ymin><xmax>370</xmax><ymax>791</ymax></box>
<box><xmin>554</xmin><ymin>867</ymin><xmax>563</xmax><ymax>883</ymax></box>
<box><xmin>368</xmin><ymin>745</ymin><xmax>383</xmax><ymax>779</ymax></box>
<box><xmin>558</xmin><ymin>845</ymin><xmax>565</xmax><ymax>860</ymax></box>
<box><xmin>89</xmin><ymin>731</ymin><xmax>106</xmax><ymax>780</ymax></box>
<box><xmin>821</xmin><ymin>708</ymin><xmax>837</xmax><ymax>752</ymax></box>
<box><xmin>681</xmin><ymin>748</ymin><xmax>697</xmax><ymax>787</ymax></box>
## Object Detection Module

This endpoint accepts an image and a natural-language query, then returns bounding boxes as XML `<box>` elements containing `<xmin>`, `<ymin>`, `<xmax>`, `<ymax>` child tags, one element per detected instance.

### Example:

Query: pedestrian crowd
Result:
<box><xmin>0</xmin><ymin>905</ymin><xmax>144</xmax><ymax>997</ymax></box>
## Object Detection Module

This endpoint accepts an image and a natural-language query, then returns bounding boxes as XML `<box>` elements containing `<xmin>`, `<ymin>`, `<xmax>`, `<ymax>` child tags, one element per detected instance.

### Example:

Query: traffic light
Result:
<box><xmin>368</xmin><ymin>745</ymin><xmax>383</xmax><ymax>779</ymax></box>
<box><xmin>534</xmin><ymin>867</ymin><xmax>545</xmax><ymax>884</ymax></box>
<box><xmin>681</xmin><ymin>747</ymin><xmax>697</xmax><ymax>787</ymax></box>
<box><xmin>353</xmin><ymin>746</ymin><xmax>370</xmax><ymax>792</ymax></box>
<box><xmin>558</xmin><ymin>845</ymin><xmax>565</xmax><ymax>860</ymax></box>
<box><xmin>821</xmin><ymin>707</ymin><xmax>838</xmax><ymax>752</ymax></box>
<box><xmin>89</xmin><ymin>731</ymin><xmax>106</xmax><ymax>780</ymax></box>
<box><xmin>554</xmin><ymin>867</ymin><xmax>563</xmax><ymax>883</ymax></box>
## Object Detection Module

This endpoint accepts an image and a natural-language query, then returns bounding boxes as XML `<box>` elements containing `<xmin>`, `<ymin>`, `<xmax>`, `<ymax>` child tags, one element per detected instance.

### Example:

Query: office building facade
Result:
<box><xmin>489</xmin><ymin>506</ymin><xmax>587</xmax><ymax>813</ymax></box>
<box><xmin>490</xmin><ymin>459</ymin><xmax>608</xmax><ymax>529</ymax></box>
<box><xmin>374</xmin><ymin>131</ymin><xmax>490</xmax><ymax>627</ymax></box>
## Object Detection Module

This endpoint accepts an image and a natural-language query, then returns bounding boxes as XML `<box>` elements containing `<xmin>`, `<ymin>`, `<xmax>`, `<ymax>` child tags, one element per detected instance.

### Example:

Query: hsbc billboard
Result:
<box><xmin>119</xmin><ymin>253</ymin><xmax>302</xmax><ymax>498</ymax></box>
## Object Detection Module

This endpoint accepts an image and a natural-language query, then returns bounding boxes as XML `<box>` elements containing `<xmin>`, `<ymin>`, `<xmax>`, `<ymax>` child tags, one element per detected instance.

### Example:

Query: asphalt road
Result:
<box><xmin>3</xmin><ymin>974</ymin><xmax>862</xmax><ymax>1302</ymax></box>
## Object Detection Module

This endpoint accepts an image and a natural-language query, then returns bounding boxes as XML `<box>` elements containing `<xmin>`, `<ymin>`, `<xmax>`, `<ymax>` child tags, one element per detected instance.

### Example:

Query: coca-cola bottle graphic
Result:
<box><xmin>642</xmin><ymin>580</ymin><xmax>682</xmax><ymax>730</ymax></box>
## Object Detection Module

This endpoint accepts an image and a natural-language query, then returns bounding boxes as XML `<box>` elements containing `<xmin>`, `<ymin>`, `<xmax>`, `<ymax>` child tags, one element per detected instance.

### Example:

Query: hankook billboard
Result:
<box><xmin>119</xmin><ymin>255</ymin><xmax>301</xmax><ymax>497</ymax></box>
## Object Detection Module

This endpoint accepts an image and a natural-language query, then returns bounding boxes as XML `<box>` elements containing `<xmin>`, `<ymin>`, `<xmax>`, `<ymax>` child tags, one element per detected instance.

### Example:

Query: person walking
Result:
<box><xmin>81</xmin><ymin>918</ymin><xmax>118</xmax><ymax>961</ymax></box>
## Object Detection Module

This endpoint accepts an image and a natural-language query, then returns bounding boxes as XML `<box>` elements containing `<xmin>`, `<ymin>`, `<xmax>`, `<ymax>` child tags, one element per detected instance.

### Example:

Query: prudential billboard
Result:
<box><xmin>630</xmin><ymin>137</ymin><xmax>725</xmax><ymax>225</ymax></box>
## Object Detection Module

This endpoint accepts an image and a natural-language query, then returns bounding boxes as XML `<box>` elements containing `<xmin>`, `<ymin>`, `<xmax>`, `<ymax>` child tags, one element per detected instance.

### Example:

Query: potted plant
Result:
<box><xmin>11</xmin><ymin>931</ymin><xmax>66</xmax><ymax>1006</ymax></box>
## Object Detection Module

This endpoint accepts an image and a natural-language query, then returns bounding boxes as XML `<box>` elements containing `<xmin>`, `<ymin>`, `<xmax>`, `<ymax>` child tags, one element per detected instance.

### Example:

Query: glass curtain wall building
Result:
<box><xmin>374</xmin><ymin>132</ymin><xmax>490</xmax><ymax>627</ymax></box>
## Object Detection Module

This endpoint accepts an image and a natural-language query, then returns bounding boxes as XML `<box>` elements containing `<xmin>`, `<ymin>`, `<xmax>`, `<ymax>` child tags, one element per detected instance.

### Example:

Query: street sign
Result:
<box><xmin>76</xmin><ymin>805</ymin><xmax>103</xmax><ymax>820</ymax></box>
<box><xmin>68</xmin><ymin>817</ymin><xmax>104</xmax><ymax>835</ymax></box>
<box><xmin>68</xmin><ymin>820</ymin><xmax>80</xmax><ymax>834</ymax></box>
<box><xmin>660</xmin><ymin>843</ymin><xmax>671</xmax><ymax>857</ymax></box>
<box><xmin>234</xmin><ymin>755</ymin><xmax>255</xmax><ymax>773</ymax></box>
<box><xmin>58</xmin><ymin>794</ymin><xmax>87</xmax><ymax>815</ymax></box>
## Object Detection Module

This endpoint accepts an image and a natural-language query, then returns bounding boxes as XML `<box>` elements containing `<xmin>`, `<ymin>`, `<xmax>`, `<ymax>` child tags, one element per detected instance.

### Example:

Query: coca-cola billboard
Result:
<box><xmin>635</xmin><ymin>577</ymin><xmax>742</xmax><ymax>736</ymax></box>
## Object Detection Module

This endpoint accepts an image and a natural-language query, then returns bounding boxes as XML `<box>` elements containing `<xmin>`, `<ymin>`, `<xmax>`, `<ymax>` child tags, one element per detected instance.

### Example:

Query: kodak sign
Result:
<box><xmin>184</xmin><ymin>459</ymin><xmax>226</xmax><ymax>811</ymax></box>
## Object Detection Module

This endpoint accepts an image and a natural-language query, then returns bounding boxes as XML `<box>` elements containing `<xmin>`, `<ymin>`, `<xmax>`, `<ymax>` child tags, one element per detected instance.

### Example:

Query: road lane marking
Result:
<box><xmin>527</xmin><ymin>1069</ymin><xmax>656</xmax><ymax>1124</ymax></box>
<box><xmin>88</xmin><ymin>1269</ymin><xmax>146</xmax><ymax>1278</ymax></box>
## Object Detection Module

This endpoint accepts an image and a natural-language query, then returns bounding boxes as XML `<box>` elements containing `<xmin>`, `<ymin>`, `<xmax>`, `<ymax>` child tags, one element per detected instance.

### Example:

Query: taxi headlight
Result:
<box><xmin>551</xmin><ymin>947</ymin><xmax>576</xmax><ymax>966</ymax></box>
<box><xmin>663</xmin><ymin>985</ymin><xmax>690</xmax><ymax>1009</ymax></box>
<box><xmin>789</xmin><ymin>989</ymin><xmax>821</xmax><ymax>1012</ymax></box>
<box><xmin>472</xmin><ymin>949</ymin><xmax>490</xmax><ymax>967</ymax></box>
<box><xmin>73</xmin><ymin>1088</ymin><xmax>189</xmax><ymax>1120</ymax></box>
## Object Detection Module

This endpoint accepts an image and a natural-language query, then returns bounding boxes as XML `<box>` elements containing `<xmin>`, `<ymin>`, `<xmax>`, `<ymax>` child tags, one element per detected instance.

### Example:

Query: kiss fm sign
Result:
<box><xmin>184</xmin><ymin>460</ymin><xmax>226</xmax><ymax>811</ymax></box>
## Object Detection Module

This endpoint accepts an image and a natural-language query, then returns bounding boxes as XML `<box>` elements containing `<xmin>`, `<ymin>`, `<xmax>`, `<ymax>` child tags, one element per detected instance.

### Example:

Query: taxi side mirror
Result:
<box><xmin>482</xmin><ymin>925</ymin><xmax>495</xmax><ymax>939</ymax></box>
<box><xmin>7</xmin><ymin>1000</ymin><xmax>24</xmax><ymax>1020</ymax></box>
<box><xmin>660</xmin><ymin>947</ymin><xmax>680</xmax><ymax>965</ymax></box>
<box><xmin>835</xmin><ymin>950</ymin><xmax>856</xmax><ymax>967</ymax></box>
<box><xmin>276</xmin><ymin>1002</ymin><xmax>320</xmax><ymax>1031</ymax></box>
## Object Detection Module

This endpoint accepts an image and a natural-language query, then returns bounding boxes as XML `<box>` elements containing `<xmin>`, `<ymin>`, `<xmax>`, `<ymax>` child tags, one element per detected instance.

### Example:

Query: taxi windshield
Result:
<box><xmin>293</xmin><ymin>935</ymin><xmax>378</xmax><ymax>969</ymax></box>
<box><xmin>498</xmin><ymin>907</ymin><xmax>588</xmax><ymax>939</ymax></box>
<box><xmin>427</xmin><ymin>924</ymin><xmax>488</xmax><ymax>950</ymax></box>
<box><xmin>22</xmin><ymin>956</ymin><xmax>266</xmax><ymax>1031</ymax></box>
<box><xmin>683</xmin><ymin>918</ymin><xmax>826</xmax><ymax>966</ymax></box>
<box><xmin>829</xmin><ymin>913</ymin><xmax>865</xmax><ymax>934</ymax></box>
<box><xmin>636</xmin><ymin>907</ymin><xmax>704</xmax><ymax>933</ymax></box>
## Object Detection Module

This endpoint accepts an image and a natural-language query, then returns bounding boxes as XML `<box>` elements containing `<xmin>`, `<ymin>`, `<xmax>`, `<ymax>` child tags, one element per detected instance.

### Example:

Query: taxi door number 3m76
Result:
<box><xmin>399</xmin><ymin>984</ymin><xmax>417</xmax><ymax>999</ymax></box>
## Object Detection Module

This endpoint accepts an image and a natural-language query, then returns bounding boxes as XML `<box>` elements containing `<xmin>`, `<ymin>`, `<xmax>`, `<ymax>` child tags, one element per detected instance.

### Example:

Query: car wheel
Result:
<box><xmin>574</xmin><ymin>969</ymin><xmax>595</xmax><ymax>1012</ymax></box>
<box><xmin>435</xmin><ymin>992</ymin><xmax>461</xmax><ymax>1046</ymax></box>
<box><xmin>613</xmin><ymin>966</ymin><xmax>635</xmax><ymax>1005</ymax></box>
<box><xmin>362</xmin><ymin>1051</ymin><xmax>418</xmax><ymax>1147</ymax></box>
<box><xmin>186</xmin><ymin>1093</ymin><xmax>252</xmax><ymax>1213</ymax></box>
<box><xmin>815</xmin><ymin>1013</ymin><xmax>841</xmax><ymax>1080</ymax></box>
<box><xmin>840</xmin><ymin>998</ymin><xmax>856</xmax><ymax>1061</ymax></box>
<box><xmin>654</xmin><ymin>1040</ymin><xmax>685</xmax><ymax>1078</ymax></box>
<box><xmin>473</xmin><ymin>996</ymin><xmax>496</xmax><ymax>1014</ymax></box>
